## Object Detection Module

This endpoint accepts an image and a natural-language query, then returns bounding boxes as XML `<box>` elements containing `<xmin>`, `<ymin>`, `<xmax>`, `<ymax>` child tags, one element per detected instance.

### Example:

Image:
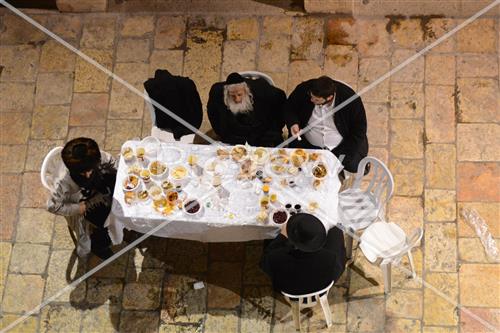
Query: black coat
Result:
<box><xmin>207</xmin><ymin>78</ymin><xmax>286</xmax><ymax>147</ymax></box>
<box><xmin>259</xmin><ymin>227</ymin><xmax>346</xmax><ymax>295</ymax></box>
<box><xmin>285</xmin><ymin>79</ymin><xmax>368</xmax><ymax>160</ymax></box>
<box><xmin>144</xmin><ymin>70</ymin><xmax>203</xmax><ymax>140</ymax></box>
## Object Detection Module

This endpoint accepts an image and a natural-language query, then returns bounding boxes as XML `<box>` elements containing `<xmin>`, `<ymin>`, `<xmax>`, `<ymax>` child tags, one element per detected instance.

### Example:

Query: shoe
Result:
<box><xmin>92</xmin><ymin>247</ymin><xmax>114</xmax><ymax>260</ymax></box>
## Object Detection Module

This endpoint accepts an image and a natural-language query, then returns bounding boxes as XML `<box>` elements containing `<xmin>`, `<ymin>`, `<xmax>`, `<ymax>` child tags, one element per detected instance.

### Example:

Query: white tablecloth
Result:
<box><xmin>107</xmin><ymin>140</ymin><xmax>342</xmax><ymax>243</ymax></box>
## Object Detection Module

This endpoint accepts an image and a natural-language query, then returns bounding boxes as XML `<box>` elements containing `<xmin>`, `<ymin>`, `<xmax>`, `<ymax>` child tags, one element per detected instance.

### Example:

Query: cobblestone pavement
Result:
<box><xmin>0</xmin><ymin>8</ymin><xmax>499</xmax><ymax>333</ymax></box>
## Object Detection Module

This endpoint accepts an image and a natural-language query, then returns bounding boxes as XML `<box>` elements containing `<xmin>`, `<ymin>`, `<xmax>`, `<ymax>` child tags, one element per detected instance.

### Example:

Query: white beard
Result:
<box><xmin>227</xmin><ymin>95</ymin><xmax>254</xmax><ymax>114</ymax></box>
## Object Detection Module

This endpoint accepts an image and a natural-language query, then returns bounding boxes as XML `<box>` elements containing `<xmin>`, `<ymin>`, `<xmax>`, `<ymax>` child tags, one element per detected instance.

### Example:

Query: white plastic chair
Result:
<box><xmin>144</xmin><ymin>90</ymin><xmax>196</xmax><ymax>144</ymax></box>
<box><xmin>338</xmin><ymin>156</ymin><xmax>394</xmax><ymax>259</ymax></box>
<box><xmin>281</xmin><ymin>281</ymin><xmax>334</xmax><ymax>331</ymax></box>
<box><xmin>359</xmin><ymin>222</ymin><xmax>423</xmax><ymax>294</ymax></box>
<box><xmin>239</xmin><ymin>71</ymin><xmax>275</xmax><ymax>86</ymax></box>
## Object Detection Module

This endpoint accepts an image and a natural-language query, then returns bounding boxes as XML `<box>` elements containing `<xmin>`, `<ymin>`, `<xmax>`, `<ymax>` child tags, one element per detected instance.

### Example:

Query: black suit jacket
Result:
<box><xmin>259</xmin><ymin>226</ymin><xmax>346</xmax><ymax>295</ymax></box>
<box><xmin>285</xmin><ymin>79</ymin><xmax>368</xmax><ymax>159</ymax></box>
<box><xmin>144</xmin><ymin>70</ymin><xmax>203</xmax><ymax>140</ymax></box>
<box><xmin>207</xmin><ymin>78</ymin><xmax>286</xmax><ymax>147</ymax></box>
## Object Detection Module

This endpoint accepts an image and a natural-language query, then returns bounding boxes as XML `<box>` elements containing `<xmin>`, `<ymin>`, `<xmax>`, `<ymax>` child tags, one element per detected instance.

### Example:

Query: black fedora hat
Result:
<box><xmin>225</xmin><ymin>72</ymin><xmax>245</xmax><ymax>85</ymax></box>
<box><xmin>286</xmin><ymin>213</ymin><xmax>327</xmax><ymax>252</ymax></box>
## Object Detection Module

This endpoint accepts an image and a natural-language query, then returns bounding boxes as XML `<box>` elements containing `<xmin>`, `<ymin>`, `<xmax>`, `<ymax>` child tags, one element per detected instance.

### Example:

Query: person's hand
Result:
<box><xmin>280</xmin><ymin>224</ymin><xmax>288</xmax><ymax>238</ymax></box>
<box><xmin>290</xmin><ymin>124</ymin><xmax>300</xmax><ymax>137</ymax></box>
<box><xmin>79</xmin><ymin>202</ymin><xmax>86</xmax><ymax>215</ymax></box>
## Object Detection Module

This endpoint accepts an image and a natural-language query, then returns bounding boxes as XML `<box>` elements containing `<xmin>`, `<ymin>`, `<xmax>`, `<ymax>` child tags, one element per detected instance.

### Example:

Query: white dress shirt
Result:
<box><xmin>304</xmin><ymin>97</ymin><xmax>343</xmax><ymax>150</ymax></box>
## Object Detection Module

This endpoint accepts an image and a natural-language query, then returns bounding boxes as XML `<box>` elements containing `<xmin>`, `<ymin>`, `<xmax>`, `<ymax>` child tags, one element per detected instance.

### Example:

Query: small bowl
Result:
<box><xmin>122</xmin><ymin>174</ymin><xmax>140</xmax><ymax>192</ymax></box>
<box><xmin>149</xmin><ymin>160</ymin><xmax>168</xmax><ymax>179</ymax></box>
<box><xmin>311</xmin><ymin>162</ymin><xmax>328</xmax><ymax>180</ymax></box>
<box><xmin>182</xmin><ymin>198</ymin><xmax>203</xmax><ymax>216</ymax></box>
<box><xmin>122</xmin><ymin>146</ymin><xmax>135</xmax><ymax>163</ymax></box>
<box><xmin>268</xmin><ymin>208</ymin><xmax>290</xmax><ymax>226</ymax></box>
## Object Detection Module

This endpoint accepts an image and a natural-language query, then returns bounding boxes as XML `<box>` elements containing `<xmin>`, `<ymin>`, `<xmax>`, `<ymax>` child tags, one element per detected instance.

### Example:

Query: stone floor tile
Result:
<box><xmin>348</xmin><ymin>250</ymin><xmax>385</xmax><ymax>297</ymax></box>
<box><xmin>457</xmin><ymin>162</ymin><xmax>499</xmax><ymax>202</ymax></box>
<box><xmin>0</xmin><ymin>174</ymin><xmax>22</xmax><ymax>241</ymax></box>
<box><xmin>209</xmin><ymin>242</ymin><xmax>245</xmax><ymax>262</ymax></box>
<box><xmin>240</xmin><ymin>286</ymin><xmax>273</xmax><ymax>333</ymax></box>
<box><xmin>387</xmin><ymin>196</ymin><xmax>424</xmax><ymax>236</ymax></box>
<box><xmin>355</xmin><ymin>18</ymin><xmax>391</xmax><ymax>56</ymax></box>
<box><xmin>86</xmin><ymin>277</ymin><xmax>122</xmax><ymax>305</ymax></box>
<box><xmin>149</xmin><ymin>50</ymin><xmax>184</xmax><ymax>76</ymax></box>
<box><xmin>204</xmin><ymin>309</ymin><xmax>239</xmax><ymax>333</ymax></box>
<box><xmin>273</xmin><ymin>296</ymin><xmax>301</xmax><ymax>332</ymax></box>
<box><xmin>0</xmin><ymin>314</ymin><xmax>38</xmax><ymax>333</ymax></box>
<box><xmin>40</xmin><ymin>304</ymin><xmax>81</xmax><ymax>333</ymax></box>
<box><xmin>67</xmin><ymin>126</ymin><xmax>106</xmax><ymax>148</ymax></box>
<box><xmin>425</xmin><ymin>85</ymin><xmax>455</xmax><ymax>143</ymax></box>
<box><xmin>390</xmin><ymin>159</ymin><xmax>424</xmax><ymax>196</ymax></box>
<box><xmin>460</xmin><ymin>307</ymin><xmax>500</xmax><ymax>333</ymax></box>
<box><xmin>164</xmin><ymin>239</ymin><xmax>208</xmax><ymax>274</ymax></box>
<box><xmin>120</xmin><ymin>311</ymin><xmax>160</xmax><ymax>333</ymax></box>
<box><xmin>108</xmin><ymin>84</ymin><xmax>145</xmax><ymax>120</ymax></box>
<box><xmin>326</xmin><ymin>17</ymin><xmax>356</xmax><ymax>46</ymax></box>
<box><xmin>122</xmin><ymin>269</ymin><xmax>162</xmax><ymax>310</ymax></box>
<box><xmin>207</xmin><ymin>262</ymin><xmax>242</xmax><ymax>309</ymax></box>
<box><xmin>74</xmin><ymin>48</ymin><xmax>114</xmax><ymax>93</ymax></box>
<box><xmin>52</xmin><ymin>216</ymin><xmax>76</xmax><ymax>250</ymax></box>
<box><xmin>21</xmin><ymin>172</ymin><xmax>49</xmax><ymax>208</ymax></box>
<box><xmin>80</xmin><ymin>16</ymin><xmax>116</xmax><ymax>49</ymax></box>
<box><xmin>425</xmin><ymin>54</ymin><xmax>455</xmax><ymax>85</ymax></box>
<box><xmin>425</xmin><ymin>144</ymin><xmax>456</xmax><ymax>189</ymax></box>
<box><xmin>424</xmin><ymin>223</ymin><xmax>457</xmax><ymax>272</ymax></box>
<box><xmin>113</xmin><ymin>62</ymin><xmax>151</xmax><ymax>87</ymax></box>
<box><xmin>319</xmin><ymin>286</ymin><xmax>347</xmax><ymax>324</ymax></box>
<box><xmin>0</xmin><ymin>14</ymin><xmax>47</xmax><ymax>44</ymax></box>
<box><xmin>365</xmin><ymin>103</ymin><xmax>388</xmax><ymax>145</ymax></box>
<box><xmin>358</xmin><ymin>57</ymin><xmax>390</xmax><ymax>103</ymax></box>
<box><xmin>257</xmin><ymin>35</ymin><xmax>290</xmax><ymax>73</ymax></box>
<box><xmin>227</xmin><ymin>17</ymin><xmax>259</xmax><ymax>41</ymax></box>
<box><xmin>457</xmin><ymin>54</ymin><xmax>499</xmax><ymax>77</ymax></box>
<box><xmin>391</xmin><ymin>49</ymin><xmax>425</xmax><ymax>83</ymax></box>
<box><xmin>116</xmin><ymin>38</ymin><xmax>151</xmax><ymax>63</ymax></box>
<box><xmin>39</xmin><ymin>40</ymin><xmax>76</xmax><ymax>73</ymax></box>
<box><xmin>390</xmin><ymin>119</ymin><xmax>424</xmax><ymax>159</ymax></box>
<box><xmin>458</xmin><ymin>237</ymin><xmax>497</xmax><ymax>263</ymax></box>
<box><xmin>457</xmin><ymin>124</ymin><xmax>500</xmax><ymax>161</ymax></box>
<box><xmin>88</xmin><ymin>251</ymin><xmax>128</xmax><ymax>279</ymax></box>
<box><xmin>243</xmin><ymin>245</ymin><xmax>271</xmax><ymax>286</ymax></box>
<box><xmin>457</xmin><ymin>202</ymin><xmax>499</xmax><ymax>238</ymax></box>
<box><xmin>287</xmin><ymin>60</ymin><xmax>322</xmax><ymax>94</ymax></box>
<box><xmin>35</xmin><ymin>72</ymin><xmax>74</xmax><ymax>105</ymax></box>
<box><xmin>45</xmin><ymin>249</ymin><xmax>86</xmax><ymax>303</ymax></box>
<box><xmin>424</xmin><ymin>18</ymin><xmax>456</xmax><ymax>53</ymax></box>
<box><xmin>161</xmin><ymin>274</ymin><xmax>206</xmax><ymax>324</ymax></box>
<box><xmin>0</xmin><ymin>242</ymin><xmax>12</xmax><ymax>297</ymax></box>
<box><xmin>389</xmin><ymin>18</ymin><xmax>425</xmax><ymax>49</ymax></box>
<box><xmin>324</xmin><ymin>45</ymin><xmax>358</xmax><ymax>86</ymax></box>
<box><xmin>69</xmin><ymin>93</ymin><xmax>108</xmax><ymax>126</ymax></box>
<box><xmin>105</xmin><ymin>119</ymin><xmax>143</xmax><ymax>151</ymax></box>
<box><xmin>460</xmin><ymin>264</ymin><xmax>500</xmax><ymax>307</ymax></box>
<box><xmin>262</xmin><ymin>16</ymin><xmax>292</xmax><ymax>36</ymax></box>
<box><xmin>47</xmin><ymin>15</ymin><xmax>82</xmax><ymax>39</ymax></box>
<box><xmin>425</xmin><ymin>190</ymin><xmax>456</xmax><ymax>222</ymax></box>
<box><xmin>346</xmin><ymin>297</ymin><xmax>385</xmax><ymax>332</ymax></box>
<box><xmin>0</xmin><ymin>45</ymin><xmax>40</xmax><ymax>82</ymax></box>
<box><xmin>423</xmin><ymin>326</ymin><xmax>458</xmax><ymax>333</ymax></box>
<box><xmin>385</xmin><ymin>318</ymin><xmax>421</xmax><ymax>333</ymax></box>
<box><xmin>31</xmin><ymin>105</ymin><xmax>69</xmax><ymax>139</ymax></box>
<box><xmin>0</xmin><ymin>113</ymin><xmax>31</xmax><ymax>144</ymax></box>
<box><xmin>16</xmin><ymin>208</ymin><xmax>54</xmax><ymax>243</ymax></box>
<box><xmin>0</xmin><ymin>145</ymin><xmax>26</xmax><ymax>172</ymax></box>
<box><xmin>368</xmin><ymin>147</ymin><xmax>388</xmax><ymax>164</ymax></box>
<box><xmin>222</xmin><ymin>40</ymin><xmax>257</xmax><ymax>78</ymax></box>
<box><xmin>386</xmin><ymin>289</ymin><xmax>423</xmax><ymax>318</ymax></box>
<box><xmin>81</xmin><ymin>304</ymin><xmax>121</xmax><ymax>333</ymax></box>
<box><xmin>423</xmin><ymin>272</ymin><xmax>458</xmax><ymax>326</ymax></box>
<box><xmin>9</xmin><ymin>243</ymin><xmax>49</xmax><ymax>274</ymax></box>
<box><xmin>457</xmin><ymin>78</ymin><xmax>499</xmax><ymax>123</ymax></box>
<box><xmin>128</xmin><ymin>241</ymin><xmax>167</xmax><ymax>270</ymax></box>
<box><xmin>0</xmin><ymin>82</ymin><xmax>35</xmax><ymax>112</ymax></box>
<box><xmin>291</xmin><ymin>17</ymin><xmax>324</xmax><ymax>60</ymax></box>
<box><xmin>159</xmin><ymin>323</ymin><xmax>202</xmax><ymax>333</ymax></box>
<box><xmin>390</xmin><ymin>82</ymin><xmax>424</xmax><ymax>119</ymax></box>
<box><xmin>25</xmin><ymin>140</ymin><xmax>63</xmax><ymax>172</ymax></box>
<box><xmin>2</xmin><ymin>274</ymin><xmax>45</xmax><ymax>313</ymax></box>
<box><xmin>120</xmin><ymin>15</ymin><xmax>155</xmax><ymax>37</ymax></box>
<box><xmin>155</xmin><ymin>16</ymin><xmax>186</xmax><ymax>49</ymax></box>
<box><xmin>457</xmin><ymin>18</ymin><xmax>496</xmax><ymax>53</ymax></box>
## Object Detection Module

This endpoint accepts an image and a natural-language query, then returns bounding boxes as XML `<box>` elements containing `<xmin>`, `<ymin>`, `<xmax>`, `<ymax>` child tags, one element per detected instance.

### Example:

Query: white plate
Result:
<box><xmin>203</xmin><ymin>157</ymin><xmax>238</xmax><ymax>177</ymax></box>
<box><xmin>160</xmin><ymin>146</ymin><xmax>184</xmax><ymax>164</ymax></box>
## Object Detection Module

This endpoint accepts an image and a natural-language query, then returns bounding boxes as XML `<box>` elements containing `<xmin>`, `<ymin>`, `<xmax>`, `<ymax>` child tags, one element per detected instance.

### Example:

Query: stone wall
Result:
<box><xmin>56</xmin><ymin>0</ymin><xmax>107</xmax><ymax>12</ymax></box>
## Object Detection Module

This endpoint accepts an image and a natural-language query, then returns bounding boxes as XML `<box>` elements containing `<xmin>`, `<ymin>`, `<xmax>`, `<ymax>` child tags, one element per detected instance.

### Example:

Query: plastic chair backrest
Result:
<box><xmin>352</xmin><ymin>156</ymin><xmax>394</xmax><ymax>209</ymax></box>
<box><xmin>281</xmin><ymin>280</ymin><xmax>334</xmax><ymax>307</ymax></box>
<box><xmin>40</xmin><ymin>146</ymin><xmax>64</xmax><ymax>192</ymax></box>
<box><xmin>144</xmin><ymin>90</ymin><xmax>157</xmax><ymax>127</ymax></box>
<box><xmin>239</xmin><ymin>71</ymin><xmax>275</xmax><ymax>86</ymax></box>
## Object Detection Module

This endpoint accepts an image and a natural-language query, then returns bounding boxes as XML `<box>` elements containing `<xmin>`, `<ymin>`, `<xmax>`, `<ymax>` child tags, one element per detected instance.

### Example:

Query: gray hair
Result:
<box><xmin>223</xmin><ymin>82</ymin><xmax>254</xmax><ymax>114</ymax></box>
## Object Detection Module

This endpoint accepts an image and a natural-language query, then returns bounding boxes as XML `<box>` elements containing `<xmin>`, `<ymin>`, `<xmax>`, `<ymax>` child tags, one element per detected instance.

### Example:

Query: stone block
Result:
<box><xmin>391</xmin><ymin>49</ymin><xmax>425</xmax><ymax>83</ymax></box>
<box><xmin>356</xmin><ymin>18</ymin><xmax>391</xmax><ymax>56</ymax></box>
<box><xmin>457</xmin><ymin>124</ymin><xmax>500</xmax><ymax>161</ymax></box>
<box><xmin>162</xmin><ymin>274</ymin><xmax>206</xmax><ymax>324</ymax></box>
<box><xmin>2</xmin><ymin>274</ymin><xmax>45</xmax><ymax>313</ymax></box>
<box><xmin>287</xmin><ymin>60</ymin><xmax>322</xmax><ymax>94</ymax></box>
<box><xmin>240</xmin><ymin>286</ymin><xmax>273</xmax><ymax>333</ymax></box>
<box><xmin>122</xmin><ymin>269</ymin><xmax>162</xmax><ymax>310</ymax></box>
<box><xmin>324</xmin><ymin>45</ymin><xmax>358</xmax><ymax>84</ymax></box>
<box><xmin>31</xmin><ymin>105</ymin><xmax>70</xmax><ymax>139</ymax></box>
<box><xmin>20</xmin><ymin>172</ymin><xmax>50</xmax><ymax>208</ymax></box>
<box><xmin>386</xmin><ymin>289</ymin><xmax>423</xmax><ymax>319</ymax></box>
<box><xmin>291</xmin><ymin>17</ymin><xmax>324</xmax><ymax>60</ymax></box>
<box><xmin>0</xmin><ymin>242</ymin><xmax>12</xmax><ymax>299</ymax></box>
<box><xmin>424</xmin><ymin>223</ymin><xmax>457</xmax><ymax>272</ymax></box>
<box><xmin>149</xmin><ymin>50</ymin><xmax>183</xmax><ymax>76</ymax></box>
<box><xmin>389</xmin><ymin>18</ymin><xmax>425</xmax><ymax>49</ymax></box>
<box><xmin>80</xmin><ymin>17</ymin><xmax>116</xmax><ymax>49</ymax></box>
<box><xmin>108</xmin><ymin>84</ymin><xmax>145</xmax><ymax>120</ymax></box>
<box><xmin>52</xmin><ymin>217</ymin><xmax>77</xmax><ymax>250</ymax></box>
<box><xmin>116</xmin><ymin>38</ymin><xmax>150</xmax><ymax>63</ymax></box>
<box><xmin>457</xmin><ymin>78</ymin><xmax>499</xmax><ymax>123</ymax></box>
<box><xmin>56</xmin><ymin>0</ymin><xmax>107</xmax><ymax>12</ymax></box>
<box><xmin>227</xmin><ymin>17</ymin><xmax>259</xmax><ymax>40</ymax></box>
<box><xmin>67</xmin><ymin>127</ymin><xmax>106</xmax><ymax>149</ymax></box>
<box><xmin>425</xmin><ymin>18</ymin><xmax>456</xmax><ymax>53</ymax></box>
<box><xmin>120</xmin><ymin>15</ymin><xmax>155</xmax><ymax>37</ymax></box>
<box><xmin>358</xmin><ymin>57</ymin><xmax>390</xmax><ymax>103</ymax></box>
<box><xmin>0</xmin><ymin>113</ymin><xmax>31</xmax><ymax>144</ymax></box>
<box><xmin>70</xmin><ymin>93</ymin><xmax>108</xmax><ymax>126</ymax></box>
<box><xmin>385</xmin><ymin>318</ymin><xmax>421</xmax><ymax>333</ymax></box>
<box><xmin>458</xmin><ymin>238</ymin><xmax>494</xmax><ymax>263</ymax></box>
<box><xmin>74</xmin><ymin>48</ymin><xmax>113</xmax><ymax>93</ymax></box>
<box><xmin>0</xmin><ymin>14</ymin><xmax>47</xmax><ymax>44</ymax></box>
<box><xmin>47</xmin><ymin>15</ymin><xmax>82</xmax><ymax>39</ymax></box>
<box><xmin>262</xmin><ymin>16</ymin><xmax>292</xmax><ymax>36</ymax></box>
<box><xmin>390</xmin><ymin>82</ymin><xmax>424</xmax><ymax>119</ymax></box>
<box><xmin>81</xmin><ymin>305</ymin><xmax>121</xmax><ymax>333</ymax></box>
<box><xmin>0</xmin><ymin>174</ymin><xmax>21</xmax><ymax>241</ymax></box>
<box><xmin>120</xmin><ymin>311</ymin><xmax>160</xmax><ymax>333</ymax></box>
<box><xmin>457</xmin><ymin>18</ymin><xmax>496</xmax><ymax>53</ymax></box>
<box><xmin>154</xmin><ymin>16</ymin><xmax>186</xmax><ymax>49</ymax></box>
<box><xmin>243</xmin><ymin>245</ymin><xmax>271</xmax><ymax>286</ymax></box>
<box><xmin>16</xmin><ymin>208</ymin><xmax>55</xmax><ymax>243</ymax></box>
<box><xmin>425</xmin><ymin>190</ymin><xmax>456</xmax><ymax>222</ymax></box>
<box><xmin>347</xmin><ymin>297</ymin><xmax>385</xmax><ymax>332</ymax></box>
<box><xmin>390</xmin><ymin>159</ymin><xmax>424</xmax><ymax>196</ymax></box>
<box><xmin>258</xmin><ymin>35</ymin><xmax>290</xmax><ymax>73</ymax></box>
<box><xmin>39</xmin><ymin>40</ymin><xmax>76</xmax><ymax>72</ymax></box>
<box><xmin>9</xmin><ymin>243</ymin><xmax>50</xmax><ymax>274</ymax></box>
<box><xmin>425</xmin><ymin>55</ymin><xmax>455</xmax><ymax>85</ymax></box>
<box><xmin>0</xmin><ymin>45</ymin><xmax>39</xmax><ymax>82</ymax></box>
<box><xmin>207</xmin><ymin>262</ymin><xmax>242</xmax><ymax>309</ymax></box>
<box><xmin>457</xmin><ymin>202</ymin><xmax>499</xmax><ymax>238</ymax></box>
<box><xmin>45</xmin><ymin>250</ymin><xmax>86</xmax><ymax>303</ymax></box>
<box><xmin>40</xmin><ymin>305</ymin><xmax>82</xmax><ymax>332</ymax></box>
<box><xmin>0</xmin><ymin>83</ymin><xmax>35</xmax><ymax>112</ymax></box>
<box><xmin>365</xmin><ymin>103</ymin><xmax>389</xmax><ymax>145</ymax></box>
<box><xmin>204</xmin><ymin>310</ymin><xmax>239</xmax><ymax>333</ymax></box>
<box><xmin>0</xmin><ymin>314</ymin><xmax>38</xmax><ymax>333</ymax></box>
<box><xmin>460</xmin><ymin>307</ymin><xmax>500</xmax><ymax>333</ymax></box>
<box><xmin>425</xmin><ymin>85</ymin><xmax>455</xmax><ymax>143</ymax></box>
<box><xmin>457</xmin><ymin>162</ymin><xmax>499</xmax><ymax>202</ymax></box>
<box><xmin>387</xmin><ymin>196</ymin><xmax>423</xmax><ymax>236</ymax></box>
<box><xmin>35</xmin><ymin>72</ymin><xmax>74</xmax><ymax>105</ymax></box>
<box><xmin>390</xmin><ymin>119</ymin><xmax>424</xmax><ymax>159</ymax></box>
<box><xmin>423</xmin><ymin>273</ymin><xmax>458</xmax><ymax>326</ymax></box>
<box><xmin>326</xmin><ymin>17</ymin><xmax>356</xmax><ymax>46</ymax></box>
<box><xmin>460</xmin><ymin>264</ymin><xmax>500</xmax><ymax>307</ymax></box>
<box><xmin>457</xmin><ymin>54</ymin><xmax>498</xmax><ymax>78</ymax></box>
<box><xmin>113</xmin><ymin>62</ymin><xmax>149</xmax><ymax>85</ymax></box>
<box><xmin>26</xmin><ymin>140</ymin><xmax>64</xmax><ymax>171</ymax></box>
<box><xmin>425</xmin><ymin>144</ymin><xmax>456</xmax><ymax>189</ymax></box>
<box><xmin>0</xmin><ymin>145</ymin><xmax>26</xmax><ymax>173</ymax></box>
<box><xmin>222</xmin><ymin>40</ymin><xmax>257</xmax><ymax>78</ymax></box>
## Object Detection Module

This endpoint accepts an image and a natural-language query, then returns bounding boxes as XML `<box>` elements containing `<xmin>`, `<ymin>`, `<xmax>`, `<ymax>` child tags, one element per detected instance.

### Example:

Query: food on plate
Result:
<box><xmin>137</xmin><ymin>190</ymin><xmax>149</xmax><ymax>201</ymax></box>
<box><xmin>206</xmin><ymin>160</ymin><xmax>217</xmax><ymax>172</ymax></box>
<box><xmin>257</xmin><ymin>210</ymin><xmax>268</xmax><ymax>222</ymax></box>
<box><xmin>231</xmin><ymin>145</ymin><xmax>247</xmax><ymax>161</ymax></box>
<box><xmin>262</xmin><ymin>176</ymin><xmax>273</xmax><ymax>183</ymax></box>
<box><xmin>127</xmin><ymin>164</ymin><xmax>142</xmax><ymax>175</ymax></box>
<box><xmin>123</xmin><ymin>175</ymin><xmax>139</xmax><ymax>191</ymax></box>
<box><xmin>166</xmin><ymin>191</ymin><xmax>179</xmax><ymax>203</ymax></box>
<box><xmin>312</xmin><ymin>163</ymin><xmax>327</xmax><ymax>178</ymax></box>
<box><xmin>308</xmin><ymin>201</ymin><xmax>319</xmax><ymax>212</ymax></box>
<box><xmin>149</xmin><ymin>185</ymin><xmax>163</xmax><ymax>199</ymax></box>
<box><xmin>153</xmin><ymin>197</ymin><xmax>168</xmax><ymax>209</ymax></box>
<box><xmin>253</xmin><ymin>147</ymin><xmax>268</xmax><ymax>164</ymax></box>
<box><xmin>260</xmin><ymin>196</ymin><xmax>270</xmax><ymax>208</ymax></box>
<box><xmin>161</xmin><ymin>180</ymin><xmax>174</xmax><ymax>191</ymax></box>
<box><xmin>184</xmin><ymin>199</ymin><xmax>201</xmax><ymax>214</ymax></box>
<box><xmin>313</xmin><ymin>179</ymin><xmax>322</xmax><ymax>190</ymax></box>
<box><xmin>149</xmin><ymin>160</ymin><xmax>167</xmax><ymax>176</ymax></box>
<box><xmin>272</xmin><ymin>164</ymin><xmax>285</xmax><ymax>174</ymax></box>
<box><xmin>161</xmin><ymin>205</ymin><xmax>174</xmax><ymax>215</ymax></box>
<box><xmin>291</xmin><ymin>149</ymin><xmax>308</xmax><ymax>166</ymax></box>
<box><xmin>287</xmin><ymin>166</ymin><xmax>299</xmax><ymax>175</ymax></box>
<box><xmin>278</xmin><ymin>148</ymin><xmax>287</xmax><ymax>156</ymax></box>
<box><xmin>272</xmin><ymin>210</ymin><xmax>288</xmax><ymax>224</ymax></box>
<box><xmin>216</xmin><ymin>148</ymin><xmax>229</xmax><ymax>159</ymax></box>
<box><xmin>171</xmin><ymin>165</ymin><xmax>188</xmax><ymax>179</ymax></box>
<box><xmin>187</xmin><ymin>154</ymin><xmax>198</xmax><ymax>166</ymax></box>
<box><xmin>238</xmin><ymin>159</ymin><xmax>256</xmax><ymax>180</ymax></box>
<box><xmin>122</xmin><ymin>147</ymin><xmax>134</xmax><ymax>161</ymax></box>
<box><xmin>309</xmin><ymin>152</ymin><xmax>320</xmax><ymax>162</ymax></box>
<box><xmin>136</xmin><ymin>147</ymin><xmax>146</xmax><ymax>160</ymax></box>
<box><xmin>124</xmin><ymin>191</ymin><xmax>135</xmax><ymax>204</ymax></box>
<box><xmin>270</xmin><ymin>154</ymin><xmax>289</xmax><ymax>165</ymax></box>
<box><xmin>140</xmin><ymin>169</ymin><xmax>151</xmax><ymax>183</ymax></box>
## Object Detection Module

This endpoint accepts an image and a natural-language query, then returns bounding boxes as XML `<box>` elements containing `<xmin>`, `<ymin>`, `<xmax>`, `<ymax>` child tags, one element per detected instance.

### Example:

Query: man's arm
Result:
<box><xmin>259</xmin><ymin>234</ymin><xmax>288</xmax><ymax>276</ymax></box>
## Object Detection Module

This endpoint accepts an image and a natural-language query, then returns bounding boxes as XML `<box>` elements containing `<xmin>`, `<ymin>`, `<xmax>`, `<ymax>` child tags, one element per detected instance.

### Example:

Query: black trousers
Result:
<box><xmin>84</xmin><ymin>203</ymin><xmax>112</xmax><ymax>251</ymax></box>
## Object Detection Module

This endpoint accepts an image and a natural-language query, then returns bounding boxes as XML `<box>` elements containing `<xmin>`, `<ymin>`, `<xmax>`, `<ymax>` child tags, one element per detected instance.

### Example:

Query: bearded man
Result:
<box><xmin>207</xmin><ymin>72</ymin><xmax>286</xmax><ymax>147</ymax></box>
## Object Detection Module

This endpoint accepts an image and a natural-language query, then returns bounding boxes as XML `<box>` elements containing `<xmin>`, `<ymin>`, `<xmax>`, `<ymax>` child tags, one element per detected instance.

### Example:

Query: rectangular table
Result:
<box><xmin>107</xmin><ymin>139</ymin><xmax>342</xmax><ymax>243</ymax></box>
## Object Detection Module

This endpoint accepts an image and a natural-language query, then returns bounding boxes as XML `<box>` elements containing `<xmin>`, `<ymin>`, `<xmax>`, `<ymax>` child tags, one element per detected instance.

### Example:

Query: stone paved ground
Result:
<box><xmin>0</xmin><ymin>7</ymin><xmax>499</xmax><ymax>333</ymax></box>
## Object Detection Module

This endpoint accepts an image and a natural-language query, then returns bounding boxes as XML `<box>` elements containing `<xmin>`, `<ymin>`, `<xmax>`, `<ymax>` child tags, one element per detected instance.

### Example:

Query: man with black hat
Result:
<box><xmin>259</xmin><ymin>213</ymin><xmax>346</xmax><ymax>295</ymax></box>
<box><xmin>207</xmin><ymin>72</ymin><xmax>286</xmax><ymax>147</ymax></box>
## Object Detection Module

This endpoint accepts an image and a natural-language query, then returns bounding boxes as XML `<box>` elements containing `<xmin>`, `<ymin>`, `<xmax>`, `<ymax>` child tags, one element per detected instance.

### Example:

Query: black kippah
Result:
<box><xmin>225</xmin><ymin>72</ymin><xmax>245</xmax><ymax>85</ymax></box>
<box><xmin>72</xmin><ymin>143</ymin><xmax>88</xmax><ymax>160</ymax></box>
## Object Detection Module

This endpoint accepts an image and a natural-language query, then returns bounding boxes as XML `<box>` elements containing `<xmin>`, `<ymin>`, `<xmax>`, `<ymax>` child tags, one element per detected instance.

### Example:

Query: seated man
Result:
<box><xmin>259</xmin><ymin>213</ymin><xmax>346</xmax><ymax>295</ymax></box>
<box><xmin>286</xmin><ymin>76</ymin><xmax>368</xmax><ymax>173</ymax></box>
<box><xmin>207</xmin><ymin>72</ymin><xmax>286</xmax><ymax>147</ymax></box>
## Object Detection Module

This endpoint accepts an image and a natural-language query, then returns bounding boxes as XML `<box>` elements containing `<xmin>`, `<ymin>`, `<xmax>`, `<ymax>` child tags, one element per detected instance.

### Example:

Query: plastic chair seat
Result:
<box><xmin>339</xmin><ymin>189</ymin><xmax>379</xmax><ymax>231</ymax></box>
<box><xmin>359</xmin><ymin>222</ymin><xmax>406</xmax><ymax>263</ymax></box>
